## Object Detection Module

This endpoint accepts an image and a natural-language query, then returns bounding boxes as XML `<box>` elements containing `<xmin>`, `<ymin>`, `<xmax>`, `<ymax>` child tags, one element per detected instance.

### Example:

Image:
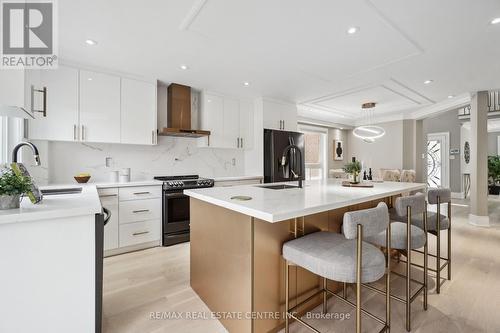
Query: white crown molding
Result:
<box><xmin>353</xmin><ymin>112</ymin><xmax>406</xmax><ymax>126</ymax></box>
<box><xmin>179</xmin><ymin>0</ymin><xmax>209</xmax><ymax>31</ymax></box>
<box><xmin>410</xmin><ymin>93</ymin><xmax>471</xmax><ymax>120</ymax></box>
<box><xmin>297</xmin><ymin>116</ymin><xmax>353</xmax><ymax>130</ymax></box>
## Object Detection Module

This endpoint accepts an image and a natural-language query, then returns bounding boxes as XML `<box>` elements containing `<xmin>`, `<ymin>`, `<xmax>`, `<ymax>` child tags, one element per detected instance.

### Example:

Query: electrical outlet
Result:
<box><xmin>105</xmin><ymin>157</ymin><xmax>113</xmax><ymax>168</ymax></box>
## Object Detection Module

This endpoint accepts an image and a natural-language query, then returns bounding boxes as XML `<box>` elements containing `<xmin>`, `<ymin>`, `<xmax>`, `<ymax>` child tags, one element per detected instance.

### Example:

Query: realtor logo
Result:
<box><xmin>1</xmin><ymin>0</ymin><xmax>58</xmax><ymax>68</ymax></box>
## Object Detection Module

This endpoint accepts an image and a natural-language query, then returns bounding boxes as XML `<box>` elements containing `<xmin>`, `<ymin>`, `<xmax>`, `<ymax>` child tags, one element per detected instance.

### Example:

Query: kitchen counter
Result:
<box><xmin>0</xmin><ymin>184</ymin><xmax>102</xmax><ymax>225</ymax></box>
<box><xmin>185</xmin><ymin>179</ymin><xmax>425</xmax><ymax>222</ymax></box>
<box><xmin>93</xmin><ymin>180</ymin><xmax>163</xmax><ymax>188</ymax></box>
<box><xmin>211</xmin><ymin>175</ymin><xmax>263</xmax><ymax>182</ymax></box>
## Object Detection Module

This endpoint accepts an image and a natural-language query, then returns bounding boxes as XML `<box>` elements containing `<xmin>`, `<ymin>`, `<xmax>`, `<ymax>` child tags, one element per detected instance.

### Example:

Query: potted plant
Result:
<box><xmin>343</xmin><ymin>161</ymin><xmax>362</xmax><ymax>184</ymax></box>
<box><xmin>488</xmin><ymin>155</ymin><xmax>500</xmax><ymax>195</ymax></box>
<box><xmin>0</xmin><ymin>167</ymin><xmax>32</xmax><ymax>210</ymax></box>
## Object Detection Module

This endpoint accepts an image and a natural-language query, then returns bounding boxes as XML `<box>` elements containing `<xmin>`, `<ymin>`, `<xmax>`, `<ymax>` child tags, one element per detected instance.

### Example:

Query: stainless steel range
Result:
<box><xmin>154</xmin><ymin>175</ymin><xmax>214</xmax><ymax>246</ymax></box>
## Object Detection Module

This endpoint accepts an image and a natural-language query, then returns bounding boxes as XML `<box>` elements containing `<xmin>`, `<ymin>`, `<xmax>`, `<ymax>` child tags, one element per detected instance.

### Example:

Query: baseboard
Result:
<box><xmin>451</xmin><ymin>192</ymin><xmax>464</xmax><ymax>199</ymax></box>
<box><xmin>468</xmin><ymin>214</ymin><xmax>490</xmax><ymax>227</ymax></box>
<box><xmin>104</xmin><ymin>240</ymin><xmax>161</xmax><ymax>257</ymax></box>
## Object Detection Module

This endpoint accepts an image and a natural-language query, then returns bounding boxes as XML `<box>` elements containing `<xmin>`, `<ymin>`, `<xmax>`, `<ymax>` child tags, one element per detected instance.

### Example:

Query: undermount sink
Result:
<box><xmin>40</xmin><ymin>187</ymin><xmax>83</xmax><ymax>195</ymax></box>
<box><xmin>257</xmin><ymin>184</ymin><xmax>299</xmax><ymax>190</ymax></box>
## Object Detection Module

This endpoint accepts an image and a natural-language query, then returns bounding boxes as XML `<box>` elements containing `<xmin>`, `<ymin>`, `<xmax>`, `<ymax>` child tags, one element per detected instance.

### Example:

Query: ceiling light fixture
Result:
<box><xmin>353</xmin><ymin>102</ymin><xmax>385</xmax><ymax>143</ymax></box>
<box><xmin>180</xmin><ymin>64</ymin><xmax>189</xmax><ymax>70</ymax></box>
<box><xmin>85</xmin><ymin>39</ymin><xmax>97</xmax><ymax>45</ymax></box>
<box><xmin>424</xmin><ymin>80</ymin><xmax>433</xmax><ymax>84</ymax></box>
<box><xmin>491</xmin><ymin>17</ymin><xmax>500</xmax><ymax>25</ymax></box>
<box><xmin>243</xmin><ymin>81</ymin><xmax>250</xmax><ymax>86</ymax></box>
<box><xmin>347</xmin><ymin>26</ymin><xmax>359</xmax><ymax>34</ymax></box>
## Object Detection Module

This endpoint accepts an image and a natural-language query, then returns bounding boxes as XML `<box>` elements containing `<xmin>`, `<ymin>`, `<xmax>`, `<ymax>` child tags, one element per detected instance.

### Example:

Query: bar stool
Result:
<box><xmin>391</xmin><ymin>189</ymin><xmax>451</xmax><ymax>294</ymax></box>
<box><xmin>282</xmin><ymin>202</ymin><xmax>391</xmax><ymax>333</ymax></box>
<box><xmin>365</xmin><ymin>193</ymin><xmax>428</xmax><ymax>332</ymax></box>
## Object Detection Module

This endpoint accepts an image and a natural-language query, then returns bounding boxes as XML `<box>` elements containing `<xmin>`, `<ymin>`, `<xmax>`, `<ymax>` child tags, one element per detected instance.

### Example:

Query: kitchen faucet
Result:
<box><xmin>12</xmin><ymin>141</ymin><xmax>41</xmax><ymax>165</ymax></box>
<box><xmin>281</xmin><ymin>144</ymin><xmax>303</xmax><ymax>188</ymax></box>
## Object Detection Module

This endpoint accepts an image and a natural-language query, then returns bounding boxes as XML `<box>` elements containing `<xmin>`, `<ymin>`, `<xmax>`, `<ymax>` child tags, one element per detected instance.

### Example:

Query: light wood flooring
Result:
<box><xmin>103</xmin><ymin>197</ymin><xmax>500</xmax><ymax>333</ymax></box>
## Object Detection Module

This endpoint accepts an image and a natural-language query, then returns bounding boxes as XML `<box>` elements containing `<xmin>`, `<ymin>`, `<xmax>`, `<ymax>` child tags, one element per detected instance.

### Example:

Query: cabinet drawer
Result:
<box><xmin>119</xmin><ymin>220</ymin><xmax>161</xmax><ymax>247</ymax></box>
<box><xmin>119</xmin><ymin>186</ymin><xmax>162</xmax><ymax>201</ymax></box>
<box><xmin>98</xmin><ymin>188</ymin><xmax>119</xmax><ymax>206</ymax></box>
<box><xmin>119</xmin><ymin>199</ymin><xmax>161</xmax><ymax>224</ymax></box>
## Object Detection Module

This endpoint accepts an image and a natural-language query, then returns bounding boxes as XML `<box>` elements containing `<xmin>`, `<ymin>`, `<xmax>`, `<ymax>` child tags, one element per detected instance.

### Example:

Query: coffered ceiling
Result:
<box><xmin>59</xmin><ymin>0</ymin><xmax>500</xmax><ymax>124</ymax></box>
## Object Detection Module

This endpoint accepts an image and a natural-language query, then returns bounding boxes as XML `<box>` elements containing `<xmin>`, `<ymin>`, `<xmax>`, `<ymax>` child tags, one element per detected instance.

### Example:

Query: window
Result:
<box><xmin>299</xmin><ymin>125</ymin><xmax>327</xmax><ymax>180</ymax></box>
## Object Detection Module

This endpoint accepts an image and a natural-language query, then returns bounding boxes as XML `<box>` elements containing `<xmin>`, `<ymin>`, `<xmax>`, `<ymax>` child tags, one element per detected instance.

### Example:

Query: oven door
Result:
<box><xmin>163</xmin><ymin>191</ymin><xmax>190</xmax><ymax>235</ymax></box>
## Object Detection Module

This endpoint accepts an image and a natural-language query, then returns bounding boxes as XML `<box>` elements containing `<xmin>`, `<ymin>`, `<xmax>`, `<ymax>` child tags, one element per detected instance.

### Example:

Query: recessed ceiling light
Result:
<box><xmin>87</xmin><ymin>78</ymin><xmax>93</xmax><ymax>81</ymax></box>
<box><xmin>448</xmin><ymin>95</ymin><xmax>454</xmax><ymax>99</ymax></box>
<box><xmin>424</xmin><ymin>80</ymin><xmax>433</xmax><ymax>84</ymax></box>
<box><xmin>347</xmin><ymin>26</ymin><xmax>359</xmax><ymax>34</ymax></box>
<box><xmin>85</xmin><ymin>39</ymin><xmax>97</xmax><ymax>45</ymax></box>
<box><xmin>243</xmin><ymin>81</ymin><xmax>250</xmax><ymax>86</ymax></box>
<box><xmin>340</xmin><ymin>127</ymin><xmax>344</xmax><ymax>130</ymax></box>
<box><xmin>180</xmin><ymin>64</ymin><xmax>189</xmax><ymax>70</ymax></box>
<box><xmin>491</xmin><ymin>17</ymin><xmax>500</xmax><ymax>25</ymax></box>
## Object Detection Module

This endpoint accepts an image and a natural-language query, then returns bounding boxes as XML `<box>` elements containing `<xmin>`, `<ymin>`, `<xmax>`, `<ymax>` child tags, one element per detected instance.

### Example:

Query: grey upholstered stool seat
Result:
<box><xmin>390</xmin><ymin>210</ymin><xmax>449</xmax><ymax>231</ymax></box>
<box><xmin>366</xmin><ymin>222</ymin><xmax>426</xmax><ymax>250</ymax></box>
<box><xmin>283</xmin><ymin>231</ymin><xmax>386</xmax><ymax>283</ymax></box>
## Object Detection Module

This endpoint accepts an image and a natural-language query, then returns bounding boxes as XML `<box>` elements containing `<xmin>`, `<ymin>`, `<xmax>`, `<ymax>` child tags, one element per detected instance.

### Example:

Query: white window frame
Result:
<box><xmin>298</xmin><ymin>124</ymin><xmax>328</xmax><ymax>180</ymax></box>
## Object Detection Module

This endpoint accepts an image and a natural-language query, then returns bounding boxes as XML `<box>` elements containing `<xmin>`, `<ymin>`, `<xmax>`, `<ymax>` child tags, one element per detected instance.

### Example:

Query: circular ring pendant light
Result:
<box><xmin>353</xmin><ymin>102</ymin><xmax>385</xmax><ymax>143</ymax></box>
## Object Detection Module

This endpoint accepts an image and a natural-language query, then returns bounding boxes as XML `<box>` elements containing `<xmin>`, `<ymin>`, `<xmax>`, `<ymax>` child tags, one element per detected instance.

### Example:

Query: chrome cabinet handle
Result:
<box><xmin>31</xmin><ymin>85</ymin><xmax>47</xmax><ymax>117</ymax></box>
<box><xmin>132</xmin><ymin>209</ymin><xmax>150</xmax><ymax>213</ymax></box>
<box><xmin>282</xmin><ymin>120</ymin><xmax>285</xmax><ymax>129</ymax></box>
<box><xmin>152</xmin><ymin>130</ymin><xmax>155</xmax><ymax>144</ymax></box>
<box><xmin>241</xmin><ymin>137</ymin><xmax>243</xmax><ymax>148</ymax></box>
<box><xmin>99</xmin><ymin>194</ymin><xmax>117</xmax><ymax>198</ymax></box>
<box><xmin>81</xmin><ymin>125</ymin><xmax>85</xmax><ymax>141</ymax></box>
<box><xmin>237</xmin><ymin>137</ymin><xmax>240</xmax><ymax>148</ymax></box>
<box><xmin>73</xmin><ymin>124</ymin><xmax>77</xmax><ymax>141</ymax></box>
<box><xmin>132</xmin><ymin>231</ymin><xmax>150</xmax><ymax>236</ymax></box>
<box><xmin>133</xmin><ymin>191</ymin><xmax>151</xmax><ymax>195</ymax></box>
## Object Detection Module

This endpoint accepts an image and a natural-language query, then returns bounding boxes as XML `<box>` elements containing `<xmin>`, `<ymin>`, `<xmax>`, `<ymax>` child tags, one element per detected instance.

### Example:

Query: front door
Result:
<box><xmin>427</xmin><ymin>132</ymin><xmax>450</xmax><ymax>188</ymax></box>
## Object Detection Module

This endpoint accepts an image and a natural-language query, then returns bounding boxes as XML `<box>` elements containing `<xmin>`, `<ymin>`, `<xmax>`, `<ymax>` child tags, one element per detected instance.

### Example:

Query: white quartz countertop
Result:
<box><xmin>0</xmin><ymin>185</ymin><xmax>102</xmax><ymax>225</ymax></box>
<box><xmin>212</xmin><ymin>175</ymin><xmax>263</xmax><ymax>182</ymax></box>
<box><xmin>184</xmin><ymin>179</ymin><xmax>426</xmax><ymax>223</ymax></box>
<box><xmin>93</xmin><ymin>180</ymin><xmax>163</xmax><ymax>188</ymax></box>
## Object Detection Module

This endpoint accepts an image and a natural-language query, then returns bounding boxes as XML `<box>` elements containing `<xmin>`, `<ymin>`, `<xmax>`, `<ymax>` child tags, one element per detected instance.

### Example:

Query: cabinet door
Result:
<box><xmin>239</xmin><ymin>99</ymin><xmax>254</xmax><ymax>149</ymax></box>
<box><xmin>121</xmin><ymin>79</ymin><xmax>156</xmax><ymax>145</ymax></box>
<box><xmin>28</xmin><ymin>66</ymin><xmax>79</xmax><ymax>141</ymax></box>
<box><xmin>200</xmin><ymin>93</ymin><xmax>224</xmax><ymax>147</ymax></box>
<box><xmin>223</xmin><ymin>97</ymin><xmax>240</xmax><ymax>148</ymax></box>
<box><xmin>79</xmin><ymin>70</ymin><xmax>121</xmax><ymax>143</ymax></box>
<box><xmin>262</xmin><ymin>100</ymin><xmax>282</xmax><ymax>130</ymax></box>
<box><xmin>281</xmin><ymin>105</ymin><xmax>297</xmax><ymax>131</ymax></box>
<box><xmin>0</xmin><ymin>70</ymin><xmax>25</xmax><ymax>111</ymax></box>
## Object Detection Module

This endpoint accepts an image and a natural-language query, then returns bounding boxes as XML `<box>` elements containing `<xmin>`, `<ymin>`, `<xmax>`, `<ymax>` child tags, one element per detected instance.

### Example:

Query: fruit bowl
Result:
<box><xmin>74</xmin><ymin>174</ymin><xmax>91</xmax><ymax>183</ymax></box>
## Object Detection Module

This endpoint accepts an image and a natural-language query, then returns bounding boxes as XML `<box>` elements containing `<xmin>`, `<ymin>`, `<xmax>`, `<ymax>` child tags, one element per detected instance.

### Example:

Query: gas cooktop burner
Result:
<box><xmin>154</xmin><ymin>175</ymin><xmax>214</xmax><ymax>191</ymax></box>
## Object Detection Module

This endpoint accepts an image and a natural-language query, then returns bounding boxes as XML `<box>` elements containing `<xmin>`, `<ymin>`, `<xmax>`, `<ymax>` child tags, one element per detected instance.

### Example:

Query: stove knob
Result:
<box><xmin>167</xmin><ymin>181</ymin><xmax>173</xmax><ymax>186</ymax></box>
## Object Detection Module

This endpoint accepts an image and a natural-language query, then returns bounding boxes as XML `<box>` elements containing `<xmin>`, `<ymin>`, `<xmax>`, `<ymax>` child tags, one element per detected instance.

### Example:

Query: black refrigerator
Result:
<box><xmin>263</xmin><ymin>129</ymin><xmax>305</xmax><ymax>183</ymax></box>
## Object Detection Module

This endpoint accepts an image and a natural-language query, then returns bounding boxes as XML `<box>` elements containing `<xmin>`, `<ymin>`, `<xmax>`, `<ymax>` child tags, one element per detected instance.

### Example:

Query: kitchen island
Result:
<box><xmin>185</xmin><ymin>179</ymin><xmax>426</xmax><ymax>333</ymax></box>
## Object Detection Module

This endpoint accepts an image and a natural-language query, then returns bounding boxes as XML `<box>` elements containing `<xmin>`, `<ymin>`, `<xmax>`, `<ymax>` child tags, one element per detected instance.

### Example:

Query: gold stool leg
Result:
<box><xmin>386</xmin><ymin>221</ymin><xmax>391</xmax><ymax>333</ymax></box>
<box><xmin>423</xmin><ymin>206</ymin><xmax>428</xmax><ymax>310</ymax></box>
<box><xmin>322</xmin><ymin>277</ymin><xmax>327</xmax><ymax>314</ymax></box>
<box><xmin>436</xmin><ymin>197</ymin><xmax>441</xmax><ymax>294</ymax></box>
<box><xmin>406</xmin><ymin>206</ymin><xmax>412</xmax><ymax>332</ymax></box>
<box><xmin>448</xmin><ymin>201</ymin><xmax>452</xmax><ymax>281</ymax></box>
<box><xmin>285</xmin><ymin>261</ymin><xmax>289</xmax><ymax>333</ymax></box>
<box><xmin>356</xmin><ymin>224</ymin><xmax>363</xmax><ymax>333</ymax></box>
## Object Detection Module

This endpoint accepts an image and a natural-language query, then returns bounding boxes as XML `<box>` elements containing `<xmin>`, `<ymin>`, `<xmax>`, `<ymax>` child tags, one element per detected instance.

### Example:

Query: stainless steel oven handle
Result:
<box><xmin>164</xmin><ymin>193</ymin><xmax>187</xmax><ymax>198</ymax></box>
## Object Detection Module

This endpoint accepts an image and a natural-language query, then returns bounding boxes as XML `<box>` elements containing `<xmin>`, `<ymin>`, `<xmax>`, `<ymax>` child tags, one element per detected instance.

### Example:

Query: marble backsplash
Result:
<box><xmin>27</xmin><ymin>136</ymin><xmax>245</xmax><ymax>185</ymax></box>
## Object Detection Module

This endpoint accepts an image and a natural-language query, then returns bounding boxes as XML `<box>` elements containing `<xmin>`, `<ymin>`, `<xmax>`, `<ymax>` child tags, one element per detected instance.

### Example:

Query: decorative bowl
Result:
<box><xmin>74</xmin><ymin>175</ymin><xmax>91</xmax><ymax>183</ymax></box>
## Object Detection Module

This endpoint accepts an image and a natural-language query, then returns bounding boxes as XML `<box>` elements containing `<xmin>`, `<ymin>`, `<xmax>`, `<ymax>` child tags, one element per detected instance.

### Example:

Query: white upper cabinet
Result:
<box><xmin>28</xmin><ymin>66</ymin><xmax>79</xmax><ymax>141</ymax></box>
<box><xmin>239</xmin><ymin>99</ymin><xmax>254</xmax><ymax>149</ymax></box>
<box><xmin>199</xmin><ymin>91</ymin><xmax>254</xmax><ymax>149</ymax></box>
<box><xmin>0</xmin><ymin>70</ymin><xmax>26</xmax><ymax>112</ymax></box>
<box><xmin>262</xmin><ymin>99</ymin><xmax>297</xmax><ymax>131</ymax></box>
<box><xmin>223</xmin><ymin>97</ymin><xmax>240</xmax><ymax>148</ymax></box>
<box><xmin>121</xmin><ymin>78</ymin><xmax>157</xmax><ymax>145</ymax></box>
<box><xmin>79</xmin><ymin>70</ymin><xmax>121</xmax><ymax>143</ymax></box>
<box><xmin>200</xmin><ymin>92</ymin><xmax>225</xmax><ymax>147</ymax></box>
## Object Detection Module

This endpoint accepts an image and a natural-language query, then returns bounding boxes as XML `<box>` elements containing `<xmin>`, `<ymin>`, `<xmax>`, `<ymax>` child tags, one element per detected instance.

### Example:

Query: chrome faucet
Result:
<box><xmin>281</xmin><ymin>144</ymin><xmax>303</xmax><ymax>188</ymax></box>
<box><xmin>12</xmin><ymin>141</ymin><xmax>41</xmax><ymax>166</ymax></box>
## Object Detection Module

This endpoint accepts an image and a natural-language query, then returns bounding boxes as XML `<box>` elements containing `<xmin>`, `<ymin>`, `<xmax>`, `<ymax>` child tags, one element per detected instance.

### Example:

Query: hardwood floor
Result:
<box><xmin>103</xmin><ymin>197</ymin><xmax>500</xmax><ymax>333</ymax></box>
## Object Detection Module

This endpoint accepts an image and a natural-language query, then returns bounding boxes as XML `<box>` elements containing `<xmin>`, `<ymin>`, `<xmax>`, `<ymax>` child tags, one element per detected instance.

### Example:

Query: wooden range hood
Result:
<box><xmin>158</xmin><ymin>83</ymin><xmax>210</xmax><ymax>138</ymax></box>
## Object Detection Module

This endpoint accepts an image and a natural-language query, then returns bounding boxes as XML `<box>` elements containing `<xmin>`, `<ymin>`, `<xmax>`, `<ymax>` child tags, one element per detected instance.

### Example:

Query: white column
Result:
<box><xmin>469</xmin><ymin>91</ymin><xmax>489</xmax><ymax>226</ymax></box>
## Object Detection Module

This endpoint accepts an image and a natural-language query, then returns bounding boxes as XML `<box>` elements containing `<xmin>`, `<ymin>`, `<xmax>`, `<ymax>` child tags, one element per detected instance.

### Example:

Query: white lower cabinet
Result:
<box><xmin>99</xmin><ymin>185</ymin><xmax>162</xmax><ymax>256</ymax></box>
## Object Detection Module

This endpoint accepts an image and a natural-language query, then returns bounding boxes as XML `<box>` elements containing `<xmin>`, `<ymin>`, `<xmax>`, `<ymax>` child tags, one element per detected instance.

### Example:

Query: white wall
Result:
<box><xmin>347</xmin><ymin>120</ymin><xmax>404</xmax><ymax>172</ymax></box>
<box><xmin>26</xmin><ymin>137</ymin><xmax>244</xmax><ymax>185</ymax></box>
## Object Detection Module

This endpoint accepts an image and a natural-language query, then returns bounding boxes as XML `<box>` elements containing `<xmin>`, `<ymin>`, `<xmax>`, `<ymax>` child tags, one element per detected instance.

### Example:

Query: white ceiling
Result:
<box><xmin>59</xmin><ymin>0</ymin><xmax>500</xmax><ymax>124</ymax></box>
